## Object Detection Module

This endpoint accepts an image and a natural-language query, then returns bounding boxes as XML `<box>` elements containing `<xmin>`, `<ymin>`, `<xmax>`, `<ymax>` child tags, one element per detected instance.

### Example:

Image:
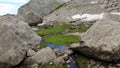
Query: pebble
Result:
<box><xmin>31</xmin><ymin>63</ymin><xmax>39</xmax><ymax>68</ymax></box>
<box><xmin>66</xmin><ymin>60</ymin><xmax>71</xmax><ymax>64</ymax></box>
<box><xmin>64</xmin><ymin>49</ymin><xmax>73</xmax><ymax>55</ymax></box>
<box><xmin>32</xmin><ymin>27</ymin><xmax>38</xmax><ymax>31</ymax></box>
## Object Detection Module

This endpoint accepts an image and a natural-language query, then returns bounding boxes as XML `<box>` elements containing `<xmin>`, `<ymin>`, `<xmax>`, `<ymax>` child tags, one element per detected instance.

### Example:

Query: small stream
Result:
<box><xmin>46</xmin><ymin>43</ymin><xmax>78</xmax><ymax>68</ymax></box>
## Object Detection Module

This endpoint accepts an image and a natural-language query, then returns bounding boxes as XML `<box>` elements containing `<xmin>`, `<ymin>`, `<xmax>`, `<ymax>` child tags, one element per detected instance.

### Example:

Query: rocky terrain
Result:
<box><xmin>0</xmin><ymin>0</ymin><xmax>120</xmax><ymax>68</ymax></box>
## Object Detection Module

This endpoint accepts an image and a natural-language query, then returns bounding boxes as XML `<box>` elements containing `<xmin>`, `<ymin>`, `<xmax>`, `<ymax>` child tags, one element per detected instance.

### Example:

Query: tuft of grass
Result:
<box><xmin>36</xmin><ymin>24</ymin><xmax>71</xmax><ymax>36</ymax></box>
<box><xmin>70</xmin><ymin>28</ymin><xmax>87</xmax><ymax>33</ymax></box>
<box><xmin>40</xmin><ymin>43</ymin><xmax>47</xmax><ymax>48</ymax></box>
<box><xmin>45</xmin><ymin>35</ymin><xmax>80</xmax><ymax>46</ymax></box>
<box><xmin>70</xmin><ymin>24</ymin><xmax>87</xmax><ymax>33</ymax></box>
<box><xmin>76</xmin><ymin>56</ymin><xmax>88</xmax><ymax>68</ymax></box>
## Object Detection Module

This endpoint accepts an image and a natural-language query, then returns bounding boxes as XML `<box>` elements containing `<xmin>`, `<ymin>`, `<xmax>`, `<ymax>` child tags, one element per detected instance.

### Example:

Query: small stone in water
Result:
<box><xmin>66</xmin><ymin>60</ymin><xmax>71</xmax><ymax>64</ymax></box>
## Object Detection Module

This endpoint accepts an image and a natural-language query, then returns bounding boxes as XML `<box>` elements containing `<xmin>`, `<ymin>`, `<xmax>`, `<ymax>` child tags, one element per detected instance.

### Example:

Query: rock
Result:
<box><xmin>57</xmin><ymin>52</ymin><xmax>64</xmax><ymax>56</ymax></box>
<box><xmin>31</xmin><ymin>63</ymin><xmax>39</xmax><ymax>68</ymax></box>
<box><xmin>103</xmin><ymin>13</ymin><xmax>120</xmax><ymax>22</ymax></box>
<box><xmin>0</xmin><ymin>14</ymin><xmax>41</xmax><ymax>68</ymax></box>
<box><xmin>69</xmin><ymin>43</ymin><xmax>80</xmax><ymax>48</ymax></box>
<box><xmin>73</xmin><ymin>19</ymin><xmax>120</xmax><ymax>62</ymax></box>
<box><xmin>37</xmin><ymin>22</ymin><xmax>46</xmax><ymax>27</ymax></box>
<box><xmin>62</xmin><ymin>54</ymin><xmax>69</xmax><ymax>61</ymax></box>
<box><xmin>18</xmin><ymin>0</ymin><xmax>71</xmax><ymax>17</ymax></box>
<box><xmin>44</xmin><ymin>0</ymin><xmax>120</xmax><ymax>24</ymax></box>
<box><xmin>53</xmin><ymin>48</ymin><xmax>61</xmax><ymax>54</ymax></box>
<box><xmin>23</xmin><ymin>11</ymin><xmax>43</xmax><ymax>26</ymax></box>
<box><xmin>64</xmin><ymin>49</ymin><xmax>73</xmax><ymax>55</ymax></box>
<box><xmin>63</xmin><ymin>54</ymin><xmax>68</xmax><ymax>58</ymax></box>
<box><xmin>27</xmin><ymin>49</ymin><xmax>36</xmax><ymax>57</ymax></box>
<box><xmin>29</xmin><ymin>47</ymin><xmax>56</xmax><ymax>64</ymax></box>
<box><xmin>66</xmin><ymin>60</ymin><xmax>70</xmax><ymax>64</ymax></box>
<box><xmin>32</xmin><ymin>27</ymin><xmax>38</xmax><ymax>31</ymax></box>
<box><xmin>53</xmin><ymin>56</ymin><xmax>65</xmax><ymax>64</ymax></box>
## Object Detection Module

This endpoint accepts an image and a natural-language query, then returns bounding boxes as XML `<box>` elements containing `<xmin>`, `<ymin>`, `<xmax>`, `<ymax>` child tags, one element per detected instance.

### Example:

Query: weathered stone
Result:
<box><xmin>0</xmin><ymin>14</ymin><xmax>41</xmax><ymax>68</ymax></box>
<box><xmin>32</xmin><ymin>27</ymin><xmax>38</xmax><ymax>31</ymax></box>
<box><xmin>69</xmin><ymin>43</ymin><xmax>80</xmax><ymax>48</ymax></box>
<box><xmin>64</xmin><ymin>49</ymin><xmax>73</xmax><ymax>55</ymax></box>
<box><xmin>103</xmin><ymin>13</ymin><xmax>120</xmax><ymax>22</ymax></box>
<box><xmin>29</xmin><ymin>47</ymin><xmax>56</xmax><ymax>64</ymax></box>
<box><xmin>31</xmin><ymin>63</ymin><xmax>39</xmax><ymax>68</ymax></box>
<box><xmin>66</xmin><ymin>60</ymin><xmax>70</xmax><ymax>64</ymax></box>
<box><xmin>43</xmin><ymin>0</ymin><xmax>104</xmax><ymax>23</ymax></box>
<box><xmin>44</xmin><ymin>0</ymin><xmax>120</xmax><ymax>25</ymax></box>
<box><xmin>73</xmin><ymin>19</ymin><xmax>120</xmax><ymax>62</ymax></box>
<box><xmin>53</xmin><ymin>56</ymin><xmax>65</xmax><ymax>64</ymax></box>
<box><xmin>27</xmin><ymin>49</ymin><xmax>36</xmax><ymax>57</ymax></box>
<box><xmin>53</xmin><ymin>48</ymin><xmax>61</xmax><ymax>54</ymax></box>
<box><xmin>18</xmin><ymin>0</ymin><xmax>71</xmax><ymax>17</ymax></box>
<box><xmin>23</xmin><ymin>11</ymin><xmax>43</xmax><ymax>26</ymax></box>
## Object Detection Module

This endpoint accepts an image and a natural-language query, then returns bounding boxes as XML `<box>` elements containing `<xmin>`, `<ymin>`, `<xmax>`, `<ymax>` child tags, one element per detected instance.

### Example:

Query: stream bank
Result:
<box><xmin>35</xmin><ymin>23</ymin><xmax>120</xmax><ymax>68</ymax></box>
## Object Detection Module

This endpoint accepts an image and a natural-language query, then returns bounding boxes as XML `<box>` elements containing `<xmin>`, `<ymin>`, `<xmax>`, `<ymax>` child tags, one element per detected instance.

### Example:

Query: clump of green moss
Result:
<box><xmin>45</xmin><ymin>35</ymin><xmax>80</xmax><ymax>46</ymax></box>
<box><xmin>70</xmin><ymin>28</ymin><xmax>87</xmax><ymax>33</ymax></box>
<box><xmin>70</xmin><ymin>23</ymin><xmax>87</xmax><ymax>33</ymax></box>
<box><xmin>40</xmin><ymin>43</ymin><xmax>47</xmax><ymax>48</ymax></box>
<box><xmin>36</xmin><ymin>23</ymin><xmax>71</xmax><ymax>36</ymax></box>
<box><xmin>75</xmin><ymin>55</ymin><xmax>89</xmax><ymax>68</ymax></box>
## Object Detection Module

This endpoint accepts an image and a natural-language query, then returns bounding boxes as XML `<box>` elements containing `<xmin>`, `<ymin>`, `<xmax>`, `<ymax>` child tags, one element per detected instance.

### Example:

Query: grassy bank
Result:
<box><xmin>36</xmin><ymin>23</ymin><xmax>71</xmax><ymax>36</ymax></box>
<box><xmin>45</xmin><ymin>35</ymin><xmax>80</xmax><ymax>46</ymax></box>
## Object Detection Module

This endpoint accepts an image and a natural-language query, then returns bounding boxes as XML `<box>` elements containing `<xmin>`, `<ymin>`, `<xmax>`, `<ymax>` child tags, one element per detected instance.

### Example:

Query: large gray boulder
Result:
<box><xmin>44</xmin><ymin>0</ymin><xmax>120</xmax><ymax>24</ymax></box>
<box><xmin>73</xmin><ymin>19</ymin><xmax>120</xmax><ymax>62</ymax></box>
<box><xmin>18</xmin><ymin>0</ymin><xmax>71</xmax><ymax>17</ymax></box>
<box><xmin>23</xmin><ymin>11</ymin><xmax>43</xmax><ymax>26</ymax></box>
<box><xmin>0</xmin><ymin>14</ymin><xmax>41</xmax><ymax>68</ymax></box>
<box><xmin>27</xmin><ymin>47</ymin><xmax>56</xmax><ymax>64</ymax></box>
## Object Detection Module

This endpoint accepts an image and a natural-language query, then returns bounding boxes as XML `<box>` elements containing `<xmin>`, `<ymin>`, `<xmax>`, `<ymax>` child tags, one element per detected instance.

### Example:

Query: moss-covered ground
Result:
<box><xmin>36</xmin><ymin>23</ymin><xmax>87</xmax><ymax>47</ymax></box>
<box><xmin>35</xmin><ymin>23</ymin><xmax>97</xmax><ymax>68</ymax></box>
<box><xmin>36</xmin><ymin>23</ymin><xmax>87</xmax><ymax>36</ymax></box>
<box><xmin>45</xmin><ymin>35</ymin><xmax>80</xmax><ymax>46</ymax></box>
<box><xmin>36</xmin><ymin>23</ymin><xmax>71</xmax><ymax>36</ymax></box>
<box><xmin>32</xmin><ymin>23</ymin><xmax>113</xmax><ymax>68</ymax></box>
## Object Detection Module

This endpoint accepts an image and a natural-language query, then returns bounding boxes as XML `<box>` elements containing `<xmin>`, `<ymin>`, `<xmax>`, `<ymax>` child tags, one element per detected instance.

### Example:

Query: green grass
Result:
<box><xmin>70</xmin><ymin>28</ymin><xmax>87</xmax><ymax>33</ymax></box>
<box><xmin>102</xmin><ymin>63</ymin><xmax>109</xmax><ymax>68</ymax></box>
<box><xmin>36</xmin><ymin>24</ymin><xmax>71</xmax><ymax>36</ymax></box>
<box><xmin>40</xmin><ymin>43</ymin><xmax>47</xmax><ymax>48</ymax></box>
<box><xmin>70</xmin><ymin>23</ymin><xmax>87</xmax><ymax>33</ymax></box>
<box><xmin>45</xmin><ymin>35</ymin><xmax>80</xmax><ymax>46</ymax></box>
<box><xmin>39</xmin><ymin>64</ymin><xmax>67</xmax><ymax>68</ymax></box>
<box><xmin>76</xmin><ymin>56</ymin><xmax>88</xmax><ymax>68</ymax></box>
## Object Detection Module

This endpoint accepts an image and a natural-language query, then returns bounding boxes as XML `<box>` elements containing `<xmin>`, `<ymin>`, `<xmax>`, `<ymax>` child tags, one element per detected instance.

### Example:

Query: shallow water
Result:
<box><xmin>46</xmin><ymin>43</ymin><xmax>78</xmax><ymax>68</ymax></box>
